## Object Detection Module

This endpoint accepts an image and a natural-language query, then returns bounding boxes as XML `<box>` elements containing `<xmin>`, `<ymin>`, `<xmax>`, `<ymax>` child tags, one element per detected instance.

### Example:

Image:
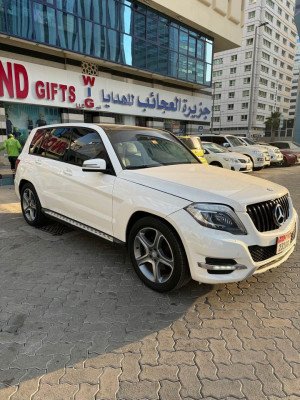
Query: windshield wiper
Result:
<box><xmin>125</xmin><ymin>164</ymin><xmax>161</xmax><ymax>170</ymax></box>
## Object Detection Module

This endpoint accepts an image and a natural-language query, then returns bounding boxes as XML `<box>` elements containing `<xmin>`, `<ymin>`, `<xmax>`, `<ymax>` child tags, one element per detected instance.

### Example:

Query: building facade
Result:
<box><xmin>212</xmin><ymin>0</ymin><xmax>297</xmax><ymax>138</ymax></box>
<box><xmin>292</xmin><ymin>0</ymin><xmax>300</xmax><ymax>142</ymax></box>
<box><xmin>0</xmin><ymin>0</ymin><xmax>245</xmax><ymax>143</ymax></box>
<box><xmin>288</xmin><ymin>36</ymin><xmax>300</xmax><ymax>119</ymax></box>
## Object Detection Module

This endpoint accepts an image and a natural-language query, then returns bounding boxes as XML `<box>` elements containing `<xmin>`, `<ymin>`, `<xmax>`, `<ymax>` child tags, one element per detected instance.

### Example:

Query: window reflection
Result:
<box><xmin>1</xmin><ymin>0</ymin><xmax>213</xmax><ymax>86</ymax></box>
<box><xmin>33</xmin><ymin>3</ymin><xmax>56</xmax><ymax>46</ymax></box>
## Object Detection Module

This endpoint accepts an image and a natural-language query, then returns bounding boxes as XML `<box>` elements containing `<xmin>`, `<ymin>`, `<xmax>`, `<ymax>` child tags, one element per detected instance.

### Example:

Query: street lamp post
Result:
<box><xmin>210</xmin><ymin>82</ymin><xmax>215</xmax><ymax>134</ymax></box>
<box><xmin>247</xmin><ymin>22</ymin><xmax>268</xmax><ymax>138</ymax></box>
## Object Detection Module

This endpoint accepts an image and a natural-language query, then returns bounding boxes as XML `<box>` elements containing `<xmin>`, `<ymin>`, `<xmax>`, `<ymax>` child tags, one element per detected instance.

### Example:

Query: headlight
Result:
<box><xmin>186</xmin><ymin>203</ymin><xmax>247</xmax><ymax>235</ymax></box>
<box><xmin>252</xmin><ymin>150</ymin><xmax>263</xmax><ymax>156</ymax></box>
<box><xmin>223</xmin><ymin>158</ymin><xmax>230</xmax><ymax>161</ymax></box>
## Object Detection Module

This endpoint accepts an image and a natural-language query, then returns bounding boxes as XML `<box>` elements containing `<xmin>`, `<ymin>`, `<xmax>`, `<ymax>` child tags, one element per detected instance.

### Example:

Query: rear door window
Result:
<box><xmin>41</xmin><ymin>127</ymin><xmax>73</xmax><ymax>161</ymax></box>
<box><xmin>213</xmin><ymin>136</ymin><xmax>228</xmax><ymax>146</ymax></box>
<box><xmin>29</xmin><ymin>129</ymin><xmax>47</xmax><ymax>155</ymax></box>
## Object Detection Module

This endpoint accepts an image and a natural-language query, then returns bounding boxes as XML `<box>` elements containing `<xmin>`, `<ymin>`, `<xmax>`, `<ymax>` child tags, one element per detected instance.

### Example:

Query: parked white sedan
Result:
<box><xmin>238</xmin><ymin>137</ymin><xmax>283</xmax><ymax>165</ymax></box>
<box><xmin>203</xmin><ymin>142</ymin><xmax>253</xmax><ymax>172</ymax></box>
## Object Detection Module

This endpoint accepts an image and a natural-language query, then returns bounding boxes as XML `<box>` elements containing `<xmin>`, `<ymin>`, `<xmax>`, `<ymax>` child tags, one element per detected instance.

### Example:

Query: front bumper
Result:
<box><xmin>231</xmin><ymin>161</ymin><xmax>253</xmax><ymax>173</ymax></box>
<box><xmin>270</xmin><ymin>153</ymin><xmax>284</xmax><ymax>164</ymax></box>
<box><xmin>167</xmin><ymin>207</ymin><xmax>298</xmax><ymax>284</ymax></box>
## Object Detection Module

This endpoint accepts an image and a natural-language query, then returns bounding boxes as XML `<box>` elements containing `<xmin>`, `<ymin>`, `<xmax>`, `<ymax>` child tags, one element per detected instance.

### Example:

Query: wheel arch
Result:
<box><xmin>125</xmin><ymin>211</ymin><xmax>186</xmax><ymax>254</ymax></box>
<box><xmin>19</xmin><ymin>179</ymin><xmax>32</xmax><ymax>195</ymax></box>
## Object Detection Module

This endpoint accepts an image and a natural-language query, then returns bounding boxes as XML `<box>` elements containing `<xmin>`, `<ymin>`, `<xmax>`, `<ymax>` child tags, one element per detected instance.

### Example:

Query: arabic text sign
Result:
<box><xmin>0</xmin><ymin>57</ymin><xmax>212</xmax><ymax>121</ymax></box>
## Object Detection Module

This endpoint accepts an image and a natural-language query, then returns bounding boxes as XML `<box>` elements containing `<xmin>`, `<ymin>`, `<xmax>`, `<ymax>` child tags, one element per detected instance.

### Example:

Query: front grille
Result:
<box><xmin>247</xmin><ymin>194</ymin><xmax>290</xmax><ymax>232</ymax></box>
<box><xmin>249</xmin><ymin>244</ymin><xmax>277</xmax><ymax>262</ymax></box>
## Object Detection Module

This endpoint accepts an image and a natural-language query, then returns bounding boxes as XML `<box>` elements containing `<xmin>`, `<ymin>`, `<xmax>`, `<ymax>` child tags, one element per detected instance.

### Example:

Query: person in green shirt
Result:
<box><xmin>0</xmin><ymin>134</ymin><xmax>22</xmax><ymax>175</ymax></box>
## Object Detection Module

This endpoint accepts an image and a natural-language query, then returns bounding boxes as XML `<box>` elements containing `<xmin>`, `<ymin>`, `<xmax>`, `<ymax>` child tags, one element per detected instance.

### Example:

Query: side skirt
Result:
<box><xmin>42</xmin><ymin>208</ymin><xmax>125</xmax><ymax>245</ymax></box>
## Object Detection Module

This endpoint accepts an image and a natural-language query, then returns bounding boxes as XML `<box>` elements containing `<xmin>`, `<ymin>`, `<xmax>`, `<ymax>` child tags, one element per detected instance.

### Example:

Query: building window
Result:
<box><xmin>247</xmin><ymin>25</ymin><xmax>255</xmax><ymax>32</ymax></box>
<box><xmin>259</xmin><ymin>91</ymin><xmax>267</xmax><ymax>98</ymax></box>
<box><xmin>266</xmin><ymin>0</ymin><xmax>275</xmax><ymax>8</ymax></box>
<box><xmin>214</xmin><ymin>58</ymin><xmax>223</xmax><ymax>65</ymax></box>
<box><xmin>265</xmin><ymin>11</ymin><xmax>273</xmax><ymax>23</ymax></box>
<box><xmin>274</xmin><ymin>45</ymin><xmax>279</xmax><ymax>53</ymax></box>
<box><xmin>241</xmin><ymin>115</ymin><xmax>248</xmax><ymax>121</ymax></box>
<box><xmin>272</xmin><ymin>70</ymin><xmax>276</xmax><ymax>77</ymax></box>
<box><xmin>248</xmin><ymin>11</ymin><xmax>255</xmax><ymax>19</ymax></box>
<box><xmin>231</xmin><ymin>55</ymin><xmax>238</xmax><ymax>62</ymax></box>
<box><xmin>261</xmin><ymin>65</ymin><xmax>269</xmax><ymax>73</ymax></box>
<box><xmin>242</xmin><ymin>102</ymin><xmax>249</xmax><ymax>109</ymax></box>
<box><xmin>256</xmin><ymin>115</ymin><xmax>264</xmax><ymax>121</ymax></box>
<box><xmin>263</xmin><ymin>39</ymin><xmax>271</xmax><ymax>48</ymax></box>
<box><xmin>276</xmin><ymin>20</ymin><xmax>281</xmax><ymax>28</ymax></box>
<box><xmin>214</xmin><ymin>93</ymin><xmax>221</xmax><ymax>100</ymax></box>
<box><xmin>214</xmin><ymin>105</ymin><xmax>221</xmax><ymax>111</ymax></box>
<box><xmin>278</xmin><ymin>7</ymin><xmax>282</xmax><ymax>15</ymax></box>
<box><xmin>262</xmin><ymin>52</ymin><xmax>270</xmax><ymax>61</ymax></box>
<box><xmin>243</xmin><ymin>77</ymin><xmax>250</xmax><ymax>84</ymax></box>
<box><xmin>229</xmin><ymin>80</ymin><xmax>236</xmax><ymax>86</ymax></box>
<box><xmin>215</xmin><ymin>82</ymin><xmax>222</xmax><ymax>88</ymax></box>
<box><xmin>245</xmin><ymin>51</ymin><xmax>252</xmax><ymax>59</ymax></box>
<box><xmin>283</xmin><ymin>38</ymin><xmax>287</xmax><ymax>45</ymax></box>
<box><xmin>228</xmin><ymin>104</ymin><xmax>234</xmax><ymax>110</ymax></box>
<box><xmin>260</xmin><ymin>78</ymin><xmax>268</xmax><ymax>86</ymax></box>
<box><xmin>246</xmin><ymin>38</ymin><xmax>254</xmax><ymax>46</ymax></box>
<box><xmin>258</xmin><ymin>103</ymin><xmax>266</xmax><ymax>110</ymax></box>
<box><xmin>275</xmin><ymin>33</ymin><xmax>280</xmax><ymax>41</ymax></box>
<box><xmin>230</xmin><ymin>67</ymin><xmax>236</xmax><ymax>74</ymax></box>
<box><xmin>227</xmin><ymin>116</ymin><xmax>233</xmax><ymax>122</ymax></box>
<box><xmin>273</xmin><ymin>58</ymin><xmax>278</xmax><ymax>65</ymax></box>
<box><xmin>245</xmin><ymin>65</ymin><xmax>251</xmax><ymax>72</ymax></box>
<box><xmin>264</xmin><ymin>26</ymin><xmax>272</xmax><ymax>36</ymax></box>
<box><xmin>269</xmin><ymin>105</ymin><xmax>273</xmax><ymax>111</ymax></box>
<box><xmin>243</xmin><ymin>90</ymin><xmax>250</xmax><ymax>97</ymax></box>
<box><xmin>270</xmin><ymin>94</ymin><xmax>274</xmax><ymax>100</ymax></box>
<box><xmin>213</xmin><ymin>70</ymin><xmax>223</xmax><ymax>77</ymax></box>
<box><xmin>271</xmin><ymin>82</ymin><xmax>275</xmax><ymax>88</ymax></box>
<box><xmin>229</xmin><ymin>92</ymin><xmax>235</xmax><ymax>98</ymax></box>
<box><xmin>213</xmin><ymin>117</ymin><xmax>220</xmax><ymax>122</ymax></box>
<box><xmin>0</xmin><ymin>0</ymin><xmax>214</xmax><ymax>86</ymax></box>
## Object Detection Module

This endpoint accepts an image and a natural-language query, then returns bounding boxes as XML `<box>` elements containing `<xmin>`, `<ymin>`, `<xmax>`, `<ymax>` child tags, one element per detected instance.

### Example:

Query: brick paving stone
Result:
<box><xmin>117</xmin><ymin>381</ymin><xmax>159</xmax><ymax>400</ymax></box>
<box><xmin>171</xmin><ymin>319</ymin><xmax>189</xmax><ymax>340</ymax></box>
<box><xmin>267</xmin><ymin>351</ymin><xmax>296</xmax><ymax>380</ymax></box>
<box><xmin>140</xmin><ymin>338</ymin><xmax>159</xmax><ymax>366</ymax></box>
<box><xmin>159</xmin><ymin>350</ymin><xmax>195</xmax><ymax>366</ymax></box>
<box><xmin>209</xmin><ymin>339</ymin><xmax>231</xmax><ymax>365</ymax></box>
<box><xmin>32</xmin><ymin>383</ymin><xmax>78</xmax><ymax>400</ymax></box>
<box><xmin>231</xmin><ymin>349</ymin><xmax>267</xmax><ymax>365</ymax></box>
<box><xmin>40</xmin><ymin>369</ymin><xmax>65</xmax><ymax>385</ymax></box>
<box><xmin>156</xmin><ymin>329</ymin><xmax>175</xmax><ymax>351</ymax></box>
<box><xmin>178</xmin><ymin>365</ymin><xmax>201</xmax><ymax>399</ymax></box>
<box><xmin>159</xmin><ymin>380</ymin><xmax>181</xmax><ymax>400</ymax></box>
<box><xmin>201</xmin><ymin>378</ymin><xmax>244</xmax><ymax>399</ymax></box>
<box><xmin>0</xmin><ymin>386</ymin><xmax>18</xmax><ymax>400</ymax></box>
<box><xmin>120</xmin><ymin>353</ymin><xmax>141</xmax><ymax>382</ymax></box>
<box><xmin>174</xmin><ymin>338</ymin><xmax>208</xmax><ymax>352</ymax></box>
<box><xmin>195</xmin><ymin>351</ymin><xmax>218</xmax><ymax>380</ymax></box>
<box><xmin>61</xmin><ymin>367</ymin><xmax>103</xmax><ymax>385</ymax></box>
<box><xmin>85</xmin><ymin>353</ymin><xmax>123</xmax><ymax>369</ymax></box>
<box><xmin>140</xmin><ymin>364</ymin><xmax>178</xmax><ymax>382</ymax></box>
<box><xmin>281</xmin><ymin>378</ymin><xmax>300</xmax><ymax>396</ymax></box>
<box><xmin>218</xmin><ymin>363</ymin><xmax>256</xmax><ymax>380</ymax></box>
<box><xmin>243</xmin><ymin>338</ymin><xmax>276</xmax><ymax>351</ymax></box>
<box><xmin>97</xmin><ymin>367</ymin><xmax>121</xmax><ymax>400</ymax></box>
<box><xmin>241</xmin><ymin>379</ymin><xmax>268</xmax><ymax>400</ymax></box>
<box><xmin>75</xmin><ymin>383</ymin><xmax>99</xmax><ymax>400</ymax></box>
<box><xmin>190</xmin><ymin>327</ymin><xmax>220</xmax><ymax>340</ymax></box>
<box><xmin>221</xmin><ymin>328</ymin><xmax>243</xmax><ymax>351</ymax></box>
<box><xmin>255</xmin><ymin>363</ymin><xmax>285</xmax><ymax>397</ymax></box>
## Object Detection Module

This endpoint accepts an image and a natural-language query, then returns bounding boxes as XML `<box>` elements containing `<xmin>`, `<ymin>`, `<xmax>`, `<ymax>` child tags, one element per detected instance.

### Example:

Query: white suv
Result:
<box><xmin>238</xmin><ymin>137</ymin><xmax>283</xmax><ymax>165</ymax></box>
<box><xmin>200</xmin><ymin>134</ymin><xmax>270</xmax><ymax>170</ymax></box>
<box><xmin>15</xmin><ymin>124</ymin><xmax>298</xmax><ymax>292</ymax></box>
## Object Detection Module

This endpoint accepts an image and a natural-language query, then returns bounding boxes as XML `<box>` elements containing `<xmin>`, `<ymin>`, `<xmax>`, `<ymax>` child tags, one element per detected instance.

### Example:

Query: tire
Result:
<box><xmin>210</xmin><ymin>161</ymin><xmax>223</xmax><ymax>168</ymax></box>
<box><xmin>128</xmin><ymin>216</ymin><xmax>190</xmax><ymax>292</ymax></box>
<box><xmin>253</xmin><ymin>167</ymin><xmax>263</xmax><ymax>171</ymax></box>
<box><xmin>21</xmin><ymin>183</ymin><xmax>47</xmax><ymax>227</ymax></box>
<box><xmin>282</xmin><ymin>157</ymin><xmax>290</xmax><ymax>167</ymax></box>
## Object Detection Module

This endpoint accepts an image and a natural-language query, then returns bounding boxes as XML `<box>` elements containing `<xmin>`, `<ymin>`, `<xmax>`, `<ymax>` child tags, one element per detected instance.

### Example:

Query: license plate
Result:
<box><xmin>266</xmin><ymin>156</ymin><xmax>270</xmax><ymax>161</ymax></box>
<box><xmin>276</xmin><ymin>232</ymin><xmax>292</xmax><ymax>254</ymax></box>
<box><xmin>246</xmin><ymin>164</ymin><xmax>251</xmax><ymax>170</ymax></box>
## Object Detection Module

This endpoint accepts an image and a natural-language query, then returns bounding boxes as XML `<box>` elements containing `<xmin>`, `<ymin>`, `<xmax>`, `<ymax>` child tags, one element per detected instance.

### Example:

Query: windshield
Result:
<box><xmin>105</xmin><ymin>128</ymin><xmax>200</xmax><ymax>169</ymax></box>
<box><xmin>203</xmin><ymin>143</ymin><xmax>226</xmax><ymax>153</ymax></box>
<box><xmin>179</xmin><ymin>137</ymin><xmax>203</xmax><ymax>150</ymax></box>
<box><xmin>243</xmin><ymin>138</ymin><xmax>256</xmax><ymax>145</ymax></box>
<box><xmin>227</xmin><ymin>136</ymin><xmax>244</xmax><ymax>147</ymax></box>
<box><xmin>291</xmin><ymin>142</ymin><xmax>300</xmax><ymax>149</ymax></box>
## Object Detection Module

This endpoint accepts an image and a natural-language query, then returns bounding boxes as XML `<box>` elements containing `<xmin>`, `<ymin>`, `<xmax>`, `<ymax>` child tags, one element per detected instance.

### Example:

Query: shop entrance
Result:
<box><xmin>84</xmin><ymin>111</ymin><xmax>94</xmax><ymax>123</ymax></box>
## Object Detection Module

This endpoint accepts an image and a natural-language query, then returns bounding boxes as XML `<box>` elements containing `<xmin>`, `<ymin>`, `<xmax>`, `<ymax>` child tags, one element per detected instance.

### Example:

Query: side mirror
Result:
<box><xmin>223</xmin><ymin>142</ymin><xmax>230</xmax><ymax>148</ymax></box>
<box><xmin>82</xmin><ymin>158</ymin><xmax>107</xmax><ymax>172</ymax></box>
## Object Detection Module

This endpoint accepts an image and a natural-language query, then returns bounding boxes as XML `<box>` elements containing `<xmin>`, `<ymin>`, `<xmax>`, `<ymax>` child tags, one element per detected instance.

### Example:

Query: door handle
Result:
<box><xmin>63</xmin><ymin>169</ymin><xmax>72</xmax><ymax>176</ymax></box>
<box><xmin>35</xmin><ymin>159</ymin><xmax>42</xmax><ymax>165</ymax></box>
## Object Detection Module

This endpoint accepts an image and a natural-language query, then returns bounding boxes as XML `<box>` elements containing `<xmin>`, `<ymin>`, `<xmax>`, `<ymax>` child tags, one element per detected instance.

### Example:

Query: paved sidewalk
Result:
<box><xmin>0</xmin><ymin>168</ymin><xmax>299</xmax><ymax>399</ymax></box>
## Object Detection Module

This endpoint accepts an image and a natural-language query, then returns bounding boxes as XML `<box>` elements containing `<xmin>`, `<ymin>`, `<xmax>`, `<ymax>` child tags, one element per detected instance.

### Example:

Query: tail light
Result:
<box><xmin>15</xmin><ymin>159</ymin><xmax>21</xmax><ymax>173</ymax></box>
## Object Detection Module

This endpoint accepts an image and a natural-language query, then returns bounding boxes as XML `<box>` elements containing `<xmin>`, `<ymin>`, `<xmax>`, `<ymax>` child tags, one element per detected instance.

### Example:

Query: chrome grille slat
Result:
<box><xmin>247</xmin><ymin>194</ymin><xmax>290</xmax><ymax>232</ymax></box>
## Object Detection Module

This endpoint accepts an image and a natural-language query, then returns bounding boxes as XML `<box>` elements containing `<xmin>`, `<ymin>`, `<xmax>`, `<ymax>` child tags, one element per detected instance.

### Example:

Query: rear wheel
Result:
<box><xmin>128</xmin><ymin>216</ymin><xmax>190</xmax><ymax>292</ymax></box>
<box><xmin>21</xmin><ymin>183</ymin><xmax>47</xmax><ymax>227</ymax></box>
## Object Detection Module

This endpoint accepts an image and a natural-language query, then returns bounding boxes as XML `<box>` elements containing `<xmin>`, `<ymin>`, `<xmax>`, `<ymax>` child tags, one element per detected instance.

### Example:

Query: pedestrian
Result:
<box><xmin>5</xmin><ymin>114</ymin><xmax>13</xmax><ymax>137</ymax></box>
<box><xmin>0</xmin><ymin>134</ymin><xmax>22</xmax><ymax>176</ymax></box>
<box><xmin>13</xmin><ymin>127</ymin><xmax>21</xmax><ymax>141</ymax></box>
<box><xmin>35</xmin><ymin>114</ymin><xmax>47</xmax><ymax>127</ymax></box>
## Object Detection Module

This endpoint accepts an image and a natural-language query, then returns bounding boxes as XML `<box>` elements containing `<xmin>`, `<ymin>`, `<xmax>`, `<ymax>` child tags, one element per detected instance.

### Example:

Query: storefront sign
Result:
<box><xmin>0</xmin><ymin>57</ymin><xmax>211</xmax><ymax>121</ymax></box>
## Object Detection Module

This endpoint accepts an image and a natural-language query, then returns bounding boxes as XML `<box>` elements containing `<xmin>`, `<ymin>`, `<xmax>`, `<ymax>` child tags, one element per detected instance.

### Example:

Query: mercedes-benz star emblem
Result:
<box><xmin>273</xmin><ymin>204</ymin><xmax>285</xmax><ymax>227</ymax></box>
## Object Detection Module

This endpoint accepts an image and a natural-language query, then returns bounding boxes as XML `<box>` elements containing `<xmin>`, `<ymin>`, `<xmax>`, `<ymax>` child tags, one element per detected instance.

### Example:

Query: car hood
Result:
<box><xmin>119</xmin><ymin>164</ymin><xmax>287</xmax><ymax>212</ymax></box>
<box><xmin>221</xmin><ymin>151</ymin><xmax>250</xmax><ymax>161</ymax></box>
<box><xmin>230</xmin><ymin>145</ymin><xmax>267</xmax><ymax>154</ymax></box>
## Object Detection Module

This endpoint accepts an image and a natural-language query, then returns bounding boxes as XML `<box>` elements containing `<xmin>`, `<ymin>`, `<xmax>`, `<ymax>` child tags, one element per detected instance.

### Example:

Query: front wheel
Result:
<box><xmin>21</xmin><ymin>183</ymin><xmax>47</xmax><ymax>227</ymax></box>
<box><xmin>128</xmin><ymin>216</ymin><xmax>190</xmax><ymax>292</ymax></box>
